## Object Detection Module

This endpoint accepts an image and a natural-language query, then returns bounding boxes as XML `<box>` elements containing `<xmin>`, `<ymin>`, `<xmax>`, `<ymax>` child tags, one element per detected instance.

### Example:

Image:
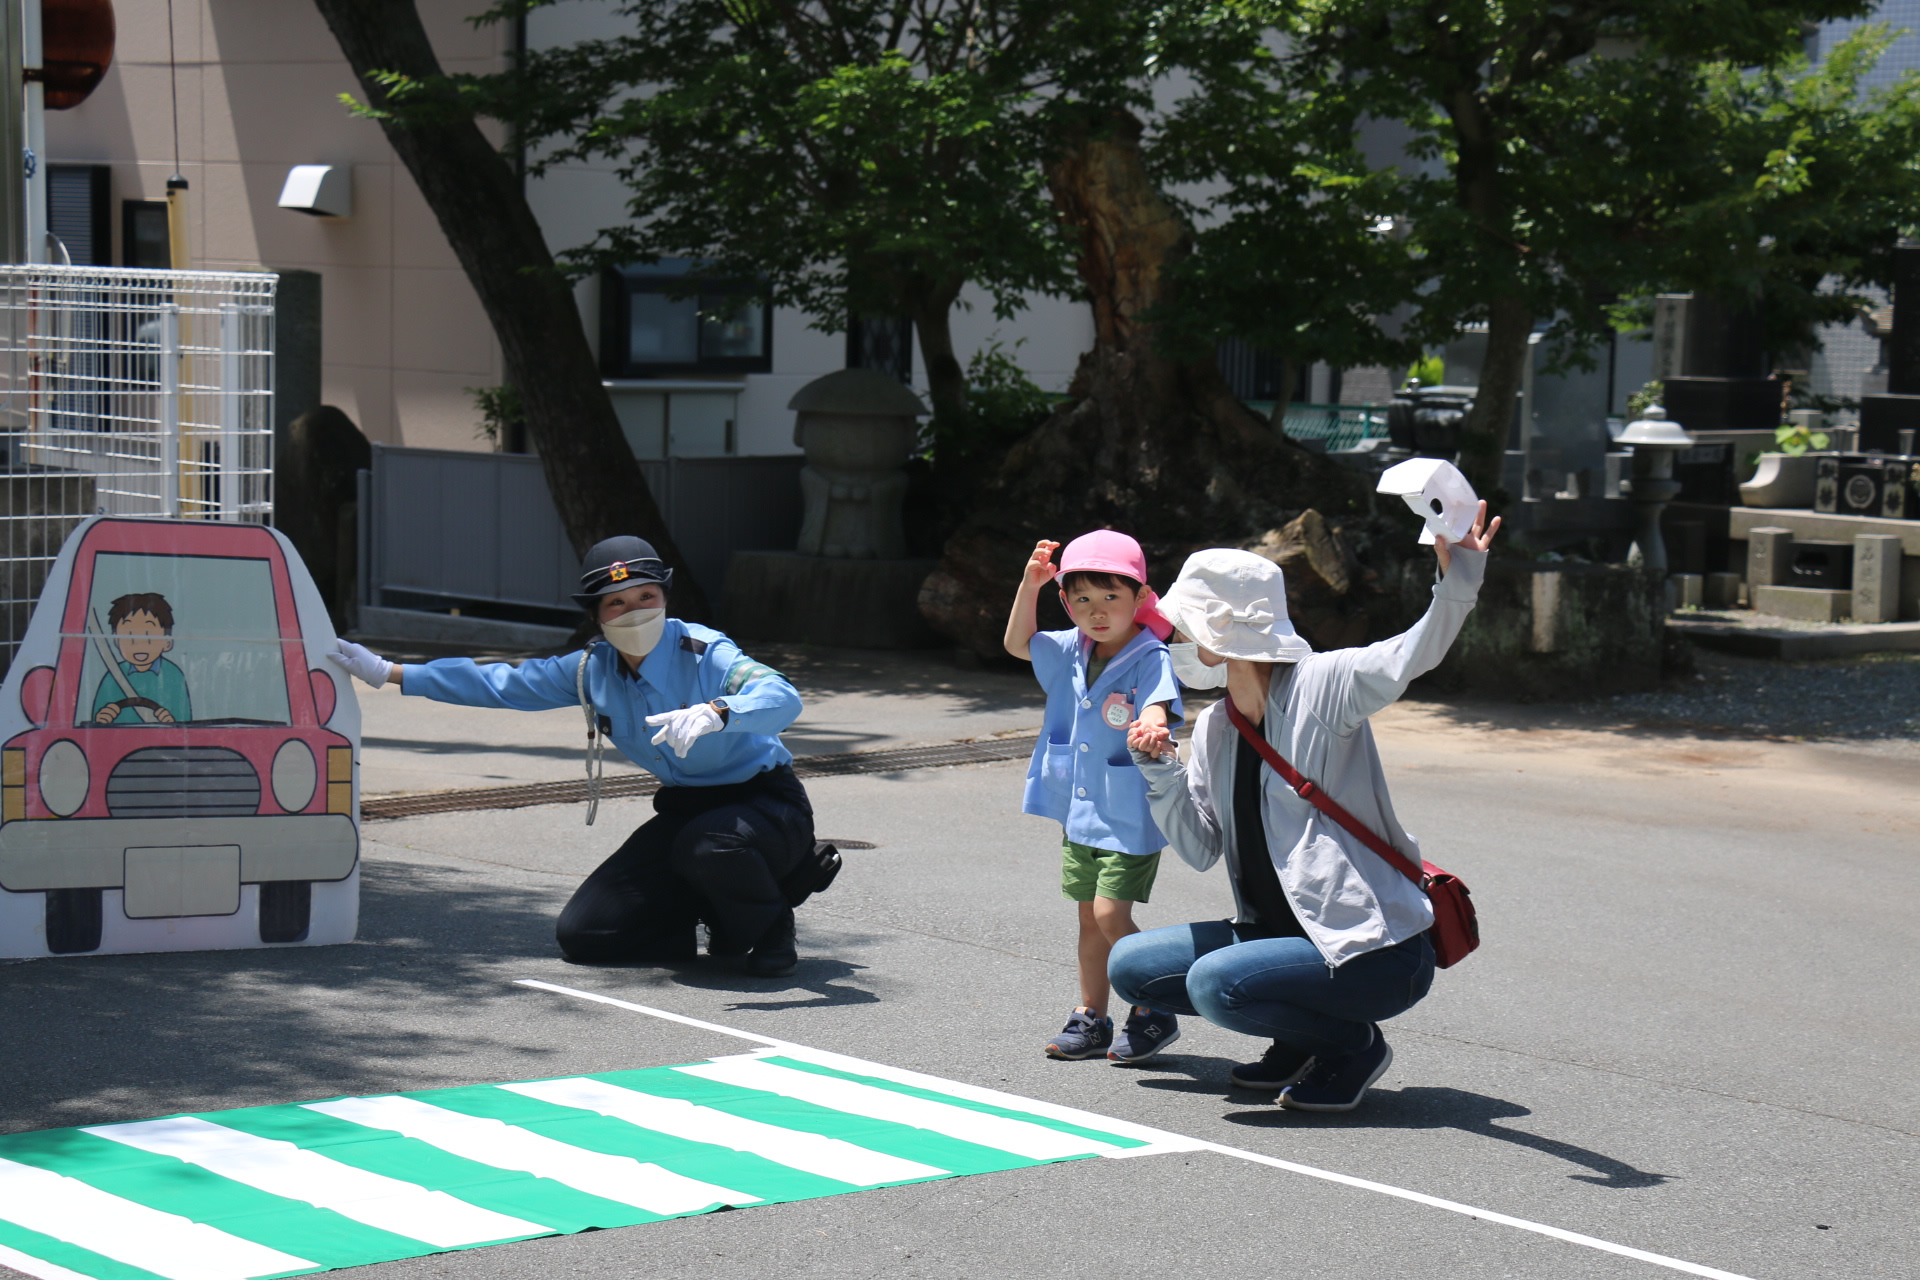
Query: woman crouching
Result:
<box><xmin>1118</xmin><ymin>505</ymin><xmax>1498</xmax><ymax>1111</ymax></box>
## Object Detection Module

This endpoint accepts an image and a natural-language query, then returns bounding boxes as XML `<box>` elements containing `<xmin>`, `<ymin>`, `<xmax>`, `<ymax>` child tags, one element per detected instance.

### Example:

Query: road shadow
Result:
<box><xmin>0</xmin><ymin>857</ymin><xmax>576</xmax><ymax>1134</ymax></box>
<box><xmin>1219</xmin><ymin>1084</ymin><xmax>1673</xmax><ymax>1188</ymax></box>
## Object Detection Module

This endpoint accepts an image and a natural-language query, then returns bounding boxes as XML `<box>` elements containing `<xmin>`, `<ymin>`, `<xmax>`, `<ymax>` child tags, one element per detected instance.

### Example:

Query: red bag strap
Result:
<box><xmin>1224</xmin><ymin>698</ymin><xmax>1428</xmax><ymax>890</ymax></box>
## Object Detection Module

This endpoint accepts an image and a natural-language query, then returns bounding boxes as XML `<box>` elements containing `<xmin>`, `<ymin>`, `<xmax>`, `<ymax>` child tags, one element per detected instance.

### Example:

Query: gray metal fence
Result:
<box><xmin>361</xmin><ymin>444</ymin><xmax>803</xmax><ymax>623</ymax></box>
<box><xmin>0</xmin><ymin>265</ymin><xmax>276</xmax><ymax>672</ymax></box>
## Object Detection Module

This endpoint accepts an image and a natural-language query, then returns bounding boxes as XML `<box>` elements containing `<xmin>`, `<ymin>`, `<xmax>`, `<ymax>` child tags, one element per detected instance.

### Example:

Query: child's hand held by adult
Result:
<box><xmin>1128</xmin><ymin>719</ymin><xmax>1175</xmax><ymax>760</ymax></box>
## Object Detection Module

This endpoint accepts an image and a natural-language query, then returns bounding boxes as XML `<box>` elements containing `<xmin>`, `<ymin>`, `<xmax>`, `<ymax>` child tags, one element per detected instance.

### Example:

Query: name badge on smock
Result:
<box><xmin>1101</xmin><ymin>692</ymin><xmax>1134</xmax><ymax>729</ymax></box>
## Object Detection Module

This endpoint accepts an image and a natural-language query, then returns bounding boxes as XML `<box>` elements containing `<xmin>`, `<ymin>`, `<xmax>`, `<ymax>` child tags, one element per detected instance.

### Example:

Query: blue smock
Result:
<box><xmin>1022</xmin><ymin>627</ymin><xmax>1180</xmax><ymax>854</ymax></box>
<box><xmin>401</xmin><ymin>620</ymin><xmax>799</xmax><ymax>786</ymax></box>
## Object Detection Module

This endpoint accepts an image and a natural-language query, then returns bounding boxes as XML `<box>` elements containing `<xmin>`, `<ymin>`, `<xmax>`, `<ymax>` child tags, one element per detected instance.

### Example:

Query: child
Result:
<box><xmin>1004</xmin><ymin>530</ymin><xmax>1182</xmax><ymax>1063</ymax></box>
<box><xmin>92</xmin><ymin>592</ymin><xmax>192</xmax><ymax>725</ymax></box>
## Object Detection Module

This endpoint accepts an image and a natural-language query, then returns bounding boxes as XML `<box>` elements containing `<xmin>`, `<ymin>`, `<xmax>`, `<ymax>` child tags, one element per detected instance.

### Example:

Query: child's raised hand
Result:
<box><xmin>1022</xmin><ymin>540</ymin><xmax>1060</xmax><ymax>588</ymax></box>
<box><xmin>1128</xmin><ymin>719</ymin><xmax>1175</xmax><ymax>761</ymax></box>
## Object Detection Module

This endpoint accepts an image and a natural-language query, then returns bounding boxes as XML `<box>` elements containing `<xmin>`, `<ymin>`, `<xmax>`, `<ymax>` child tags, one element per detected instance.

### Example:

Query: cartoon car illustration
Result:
<box><xmin>0</xmin><ymin>517</ymin><xmax>359</xmax><ymax>957</ymax></box>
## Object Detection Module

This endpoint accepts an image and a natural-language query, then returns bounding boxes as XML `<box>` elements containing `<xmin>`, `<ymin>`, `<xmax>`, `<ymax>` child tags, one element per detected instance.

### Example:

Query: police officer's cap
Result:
<box><xmin>572</xmin><ymin>535</ymin><xmax>673</xmax><ymax>610</ymax></box>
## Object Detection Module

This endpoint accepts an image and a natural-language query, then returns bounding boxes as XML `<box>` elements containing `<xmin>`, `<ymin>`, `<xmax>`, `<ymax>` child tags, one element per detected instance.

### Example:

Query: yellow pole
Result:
<box><xmin>164</xmin><ymin>175</ymin><xmax>199</xmax><ymax>514</ymax></box>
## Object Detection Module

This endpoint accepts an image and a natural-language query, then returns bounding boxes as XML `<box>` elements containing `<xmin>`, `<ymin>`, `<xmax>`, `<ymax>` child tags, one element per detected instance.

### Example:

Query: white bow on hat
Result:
<box><xmin>1162</xmin><ymin>550</ymin><xmax>1313</xmax><ymax>662</ymax></box>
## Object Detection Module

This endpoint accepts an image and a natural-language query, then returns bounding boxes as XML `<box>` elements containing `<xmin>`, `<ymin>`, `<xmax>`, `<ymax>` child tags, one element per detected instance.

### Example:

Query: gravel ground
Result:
<box><xmin>1587</xmin><ymin>647</ymin><xmax>1920</xmax><ymax>757</ymax></box>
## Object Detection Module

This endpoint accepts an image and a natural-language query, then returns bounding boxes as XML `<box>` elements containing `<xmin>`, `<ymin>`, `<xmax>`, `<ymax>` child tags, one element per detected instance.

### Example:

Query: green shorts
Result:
<box><xmin>1060</xmin><ymin>839</ymin><xmax>1162</xmax><ymax>903</ymax></box>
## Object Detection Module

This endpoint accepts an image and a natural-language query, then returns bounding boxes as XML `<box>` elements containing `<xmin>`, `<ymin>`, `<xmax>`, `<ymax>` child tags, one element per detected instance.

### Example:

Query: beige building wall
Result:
<box><xmin>43</xmin><ymin>0</ymin><xmax>510</xmax><ymax>451</ymax></box>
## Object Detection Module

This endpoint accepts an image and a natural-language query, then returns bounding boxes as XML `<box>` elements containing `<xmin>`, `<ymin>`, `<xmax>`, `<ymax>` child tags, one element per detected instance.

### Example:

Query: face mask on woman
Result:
<box><xmin>601</xmin><ymin>606</ymin><xmax>666</xmax><ymax>658</ymax></box>
<box><xmin>1169</xmin><ymin>641</ymin><xmax>1228</xmax><ymax>689</ymax></box>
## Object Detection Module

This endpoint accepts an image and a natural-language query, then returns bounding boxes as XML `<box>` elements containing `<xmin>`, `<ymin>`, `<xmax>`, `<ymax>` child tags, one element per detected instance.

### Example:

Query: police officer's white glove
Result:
<box><xmin>328</xmin><ymin>639</ymin><xmax>393</xmax><ymax>689</ymax></box>
<box><xmin>645</xmin><ymin>703</ymin><xmax>726</xmax><ymax>757</ymax></box>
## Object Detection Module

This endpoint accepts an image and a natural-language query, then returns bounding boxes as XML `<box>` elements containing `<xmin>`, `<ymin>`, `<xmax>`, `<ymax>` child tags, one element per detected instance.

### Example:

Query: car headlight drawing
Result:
<box><xmin>272</xmin><ymin>740</ymin><xmax>318</xmax><ymax>813</ymax></box>
<box><xmin>39</xmin><ymin>740</ymin><xmax>89</xmax><ymax>817</ymax></box>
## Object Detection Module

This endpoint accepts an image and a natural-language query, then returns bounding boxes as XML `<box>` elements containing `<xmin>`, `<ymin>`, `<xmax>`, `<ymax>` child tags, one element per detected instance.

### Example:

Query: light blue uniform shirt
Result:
<box><xmin>401</xmin><ymin>620</ymin><xmax>799</xmax><ymax>787</ymax></box>
<box><xmin>1022</xmin><ymin>627</ymin><xmax>1181</xmax><ymax>855</ymax></box>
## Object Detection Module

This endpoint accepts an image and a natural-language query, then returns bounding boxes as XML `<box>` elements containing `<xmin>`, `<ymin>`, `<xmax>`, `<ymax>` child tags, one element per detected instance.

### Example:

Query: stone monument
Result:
<box><xmin>720</xmin><ymin>369</ymin><xmax>942</xmax><ymax>648</ymax></box>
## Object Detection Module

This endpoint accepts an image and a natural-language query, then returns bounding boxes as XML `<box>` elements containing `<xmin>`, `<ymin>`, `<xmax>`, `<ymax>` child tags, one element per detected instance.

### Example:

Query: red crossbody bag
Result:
<box><xmin>1224</xmin><ymin>699</ymin><xmax>1480</xmax><ymax>968</ymax></box>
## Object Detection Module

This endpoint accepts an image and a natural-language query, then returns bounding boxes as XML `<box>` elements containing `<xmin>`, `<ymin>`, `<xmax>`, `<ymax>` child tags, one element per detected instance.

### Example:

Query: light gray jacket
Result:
<box><xmin>1132</xmin><ymin>548</ymin><xmax>1486</xmax><ymax>968</ymax></box>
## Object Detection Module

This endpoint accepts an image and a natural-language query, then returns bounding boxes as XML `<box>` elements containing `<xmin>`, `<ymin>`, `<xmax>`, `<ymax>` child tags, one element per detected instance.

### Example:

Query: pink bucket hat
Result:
<box><xmin>1054</xmin><ymin>530</ymin><xmax>1173</xmax><ymax>640</ymax></box>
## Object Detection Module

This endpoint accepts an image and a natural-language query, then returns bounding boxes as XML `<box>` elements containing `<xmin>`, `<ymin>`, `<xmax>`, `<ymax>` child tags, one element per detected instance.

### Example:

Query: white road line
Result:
<box><xmin>83</xmin><ymin>1116</ymin><xmax>550</xmax><ymax>1250</ymax></box>
<box><xmin>0</xmin><ymin>1155</ymin><xmax>317</xmax><ymax>1280</ymax></box>
<box><xmin>517</xmin><ymin>978</ymin><xmax>1763</xmax><ymax>1280</ymax></box>
<box><xmin>677</xmin><ymin>1058</ymin><xmax>1124</xmax><ymax>1161</ymax></box>
<box><xmin>303</xmin><ymin>1094</ymin><xmax>761</xmax><ymax>1215</ymax></box>
<box><xmin>501</xmin><ymin>1076</ymin><xmax>948</xmax><ymax>1187</ymax></box>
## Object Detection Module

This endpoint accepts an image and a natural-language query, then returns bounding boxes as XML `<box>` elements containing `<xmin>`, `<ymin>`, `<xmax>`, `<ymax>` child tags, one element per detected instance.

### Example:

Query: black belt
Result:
<box><xmin>651</xmin><ymin>763</ymin><xmax>807</xmax><ymax>818</ymax></box>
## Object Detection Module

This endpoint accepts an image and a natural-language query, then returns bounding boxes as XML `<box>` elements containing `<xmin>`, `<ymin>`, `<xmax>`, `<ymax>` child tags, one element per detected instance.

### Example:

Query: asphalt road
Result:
<box><xmin>3</xmin><ymin>679</ymin><xmax>1917</xmax><ymax>1279</ymax></box>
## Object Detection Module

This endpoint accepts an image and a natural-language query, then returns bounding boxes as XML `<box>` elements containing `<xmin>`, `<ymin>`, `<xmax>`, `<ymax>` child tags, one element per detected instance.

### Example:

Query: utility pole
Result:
<box><xmin>1</xmin><ymin>0</ymin><xmax>24</xmax><ymax>263</ymax></box>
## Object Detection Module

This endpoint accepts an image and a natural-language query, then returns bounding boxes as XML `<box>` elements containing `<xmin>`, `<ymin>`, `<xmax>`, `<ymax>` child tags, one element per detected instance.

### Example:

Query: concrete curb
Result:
<box><xmin>1670</xmin><ymin>617</ymin><xmax>1920</xmax><ymax>659</ymax></box>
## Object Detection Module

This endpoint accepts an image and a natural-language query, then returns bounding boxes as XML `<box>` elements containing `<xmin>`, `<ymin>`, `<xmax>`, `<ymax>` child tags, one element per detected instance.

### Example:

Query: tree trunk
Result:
<box><xmin>905</xmin><ymin>278</ymin><xmax>967</xmax><ymax>425</ymax></box>
<box><xmin>1266</xmin><ymin>355</ymin><xmax>1297</xmax><ymax>431</ymax></box>
<box><xmin>918</xmin><ymin>110</ymin><xmax>1363</xmax><ymax>655</ymax></box>
<box><xmin>310</xmin><ymin>0</ymin><xmax>708</xmax><ymax>617</ymax></box>
<box><xmin>1459</xmin><ymin>295</ymin><xmax>1533</xmax><ymax>497</ymax></box>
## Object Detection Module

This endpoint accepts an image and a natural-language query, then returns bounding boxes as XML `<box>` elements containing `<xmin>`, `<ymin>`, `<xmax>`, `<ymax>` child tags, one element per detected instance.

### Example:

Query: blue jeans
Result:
<box><xmin>1109</xmin><ymin>921</ymin><xmax>1435</xmax><ymax>1057</ymax></box>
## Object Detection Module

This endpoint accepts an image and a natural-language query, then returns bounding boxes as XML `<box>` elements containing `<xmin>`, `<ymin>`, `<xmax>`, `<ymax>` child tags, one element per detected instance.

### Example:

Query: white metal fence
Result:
<box><xmin>0</xmin><ymin>265</ymin><xmax>276</xmax><ymax>671</ymax></box>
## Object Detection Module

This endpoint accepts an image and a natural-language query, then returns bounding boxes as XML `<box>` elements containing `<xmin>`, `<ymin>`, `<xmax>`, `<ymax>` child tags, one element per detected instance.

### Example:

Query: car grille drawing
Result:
<box><xmin>104</xmin><ymin>746</ymin><xmax>262</xmax><ymax>818</ymax></box>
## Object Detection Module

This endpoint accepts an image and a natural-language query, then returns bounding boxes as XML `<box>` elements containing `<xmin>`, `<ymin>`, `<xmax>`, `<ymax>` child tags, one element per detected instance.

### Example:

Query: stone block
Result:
<box><xmin>1746</xmin><ymin>526</ymin><xmax>1793</xmax><ymax>590</ymax></box>
<box><xmin>723</xmin><ymin>550</ymin><xmax>941</xmax><ymax>649</ymax></box>
<box><xmin>1705</xmin><ymin>571</ymin><xmax>1743</xmax><ymax>608</ymax></box>
<box><xmin>1671</xmin><ymin>574</ymin><xmax>1704</xmax><ymax>608</ymax></box>
<box><xmin>1752</xmin><ymin>585</ymin><xmax>1850</xmax><ymax>623</ymax></box>
<box><xmin>1853</xmin><ymin>534</ymin><xmax>1904</xmax><ymax>624</ymax></box>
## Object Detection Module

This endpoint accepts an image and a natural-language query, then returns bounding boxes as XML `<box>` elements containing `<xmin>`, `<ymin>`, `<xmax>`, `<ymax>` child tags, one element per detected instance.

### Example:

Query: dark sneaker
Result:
<box><xmin>1045</xmin><ymin>1007</ymin><xmax>1114</xmax><ymax>1060</ymax></box>
<box><xmin>1109</xmin><ymin>1007</ymin><xmax>1181</xmax><ymax>1063</ymax></box>
<box><xmin>743</xmin><ymin>911</ymin><xmax>798</xmax><ymax>978</ymax></box>
<box><xmin>1229</xmin><ymin>1041</ymin><xmax>1315</xmax><ymax>1091</ymax></box>
<box><xmin>1279</xmin><ymin>1026</ymin><xmax>1393</xmax><ymax>1112</ymax></box>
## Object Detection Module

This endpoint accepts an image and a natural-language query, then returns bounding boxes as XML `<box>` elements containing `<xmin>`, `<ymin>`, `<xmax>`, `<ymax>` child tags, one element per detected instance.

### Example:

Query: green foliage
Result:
<box><xmin>1190</xmin><ymin>2</ymin><xmax>1918</xmax><ymax>377</ymax></box>
<box><xmin>1627</xmin><ymin>381</ymin><xmax>1666</xmax><ymax>419</ymax></box>
<box><xmin>463</xmin><ymin>2</ymin><xmax>1083</xmax><ymax>353</ymax></box>
<box><xmin>1772</xmin><ymin>421</ymin><xmax>1831</xmax><ymax>454</ymax></box>
<box><xmin>467</xmin><ymin>384</ymin><xmax>524</xmax><ymax>447</ymax></box>
<box><xmin>926</xmin><ymin>341</ymin><xmax>1055</xmax><ymax>463</ymax></box>
<box><xmin>1403</xmin><ymin>355</ymin><xmax>1444</xmax><ymax>389</ymax></box>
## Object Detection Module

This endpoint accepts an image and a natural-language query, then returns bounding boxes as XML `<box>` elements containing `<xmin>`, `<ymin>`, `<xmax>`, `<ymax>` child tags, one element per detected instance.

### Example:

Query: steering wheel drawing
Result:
<box><xmin>95</xmin><ymin>697</ymin><xmax>170</xmax><ymax>723</ymax></box>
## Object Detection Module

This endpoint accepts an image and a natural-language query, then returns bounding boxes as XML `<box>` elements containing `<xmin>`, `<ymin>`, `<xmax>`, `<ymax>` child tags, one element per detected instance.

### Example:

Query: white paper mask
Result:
<box><xmin>601</xmin><ymin>606</ymin><xmax>666</xmax><ymax>658</ymax></box>
<box><xmin>1377</xmin><ymin>457</ymin><xmax>1479</xmax><ymax>545</ymax></box>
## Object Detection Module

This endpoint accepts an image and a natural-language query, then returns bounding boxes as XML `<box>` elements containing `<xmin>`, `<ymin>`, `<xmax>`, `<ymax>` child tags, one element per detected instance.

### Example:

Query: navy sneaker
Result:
<box><xmin>1279</xmin><ymin>1026</ymin><xmax>1393</xmax><ymax>1112</ymax></box>
<box><xmin>1109</xmin><ymin>1007</ymin><xmax>1181</xmax><ymax>1063</ymax></box>
<box><xmin>1045</xmin><ymin>1007</ymin><xmax>1114</xmax><ymax>1060</ymax></box>
<box><xmin>1229</xmin><ymin>1040</ymin><xmax>1314</xmax><ymax>1091</ymax></box>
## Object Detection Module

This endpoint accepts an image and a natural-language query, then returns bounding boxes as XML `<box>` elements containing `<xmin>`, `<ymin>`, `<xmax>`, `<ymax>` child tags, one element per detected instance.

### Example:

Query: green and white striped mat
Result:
<box><xmin>0</xmin><ymin>1050</ymin><xmax>1182</xmax><ymax>1280</ymax></box>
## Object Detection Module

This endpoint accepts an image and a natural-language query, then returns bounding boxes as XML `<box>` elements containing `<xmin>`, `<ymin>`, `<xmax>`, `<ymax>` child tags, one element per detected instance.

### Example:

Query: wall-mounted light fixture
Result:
<box><xmin>277</xmin><ymin>165</ymin><xmax>352</xmax><ymax>219</ymax></box>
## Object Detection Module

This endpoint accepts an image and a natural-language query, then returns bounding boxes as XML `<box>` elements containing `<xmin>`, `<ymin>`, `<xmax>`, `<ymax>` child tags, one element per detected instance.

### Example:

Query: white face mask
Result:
<box><xmin>1169</xmin><ymin>641</ymin><xmax>1228</xmax><ymax>689</ymax></box>
<box><xmin>601</xmin><ymin>606</ymin><xmax>666</xmax><ymax>658</ymax></box>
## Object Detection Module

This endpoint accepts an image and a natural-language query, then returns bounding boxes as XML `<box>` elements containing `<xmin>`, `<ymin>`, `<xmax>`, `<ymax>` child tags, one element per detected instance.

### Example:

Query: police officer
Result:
<box><xmin>329</xmin><ymin>536</ymin><xmax>817</xmax><ymax>977</ymax></box>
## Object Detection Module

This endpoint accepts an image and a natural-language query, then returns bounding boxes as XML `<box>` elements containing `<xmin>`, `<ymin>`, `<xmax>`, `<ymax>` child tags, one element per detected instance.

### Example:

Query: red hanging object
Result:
<box><xmin>35</xmin><ymin>0</ymin><xmax>117</xmax><ymax>111</ymax></box>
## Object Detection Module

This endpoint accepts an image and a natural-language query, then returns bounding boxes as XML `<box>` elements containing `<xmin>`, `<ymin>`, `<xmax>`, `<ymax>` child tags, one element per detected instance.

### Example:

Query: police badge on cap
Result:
<box><xmin>572</xmin><ymin>535</ymin><xmax>673</xmax><ymax>610</ymax></box>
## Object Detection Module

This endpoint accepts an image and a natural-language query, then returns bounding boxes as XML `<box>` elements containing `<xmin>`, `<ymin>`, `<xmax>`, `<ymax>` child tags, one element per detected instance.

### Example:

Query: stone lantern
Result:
<box><xmin>1617</xmin><ymin>404</ymin><xmax>1695</xmax><ymax>577</ymax></box>
<box><xmin>789</xmin><ymin>369</ymin><xmax>928</xmax><ymax>559</ymax></box>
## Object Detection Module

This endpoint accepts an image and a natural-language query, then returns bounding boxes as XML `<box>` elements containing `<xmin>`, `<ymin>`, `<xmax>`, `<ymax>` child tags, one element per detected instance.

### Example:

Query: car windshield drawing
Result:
<box><xmin>0</xmin><ymin>518</ymin><xmax>359</xmax><ymax>958</ymax></box>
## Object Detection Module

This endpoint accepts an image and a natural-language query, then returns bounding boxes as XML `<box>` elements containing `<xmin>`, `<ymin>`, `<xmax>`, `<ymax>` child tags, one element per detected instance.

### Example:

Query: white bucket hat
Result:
<box><xmin>1160</xmin><ymin>548</ymin><xmax>1314</xmax><ymax>662</ymax></box>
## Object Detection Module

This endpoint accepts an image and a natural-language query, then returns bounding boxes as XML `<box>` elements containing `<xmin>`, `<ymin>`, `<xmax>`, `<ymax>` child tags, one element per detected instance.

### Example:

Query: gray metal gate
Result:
<box><xmin>361</xmin><ymin>444</ymin><xmax>802</xmax><ymax>623</ymax></box>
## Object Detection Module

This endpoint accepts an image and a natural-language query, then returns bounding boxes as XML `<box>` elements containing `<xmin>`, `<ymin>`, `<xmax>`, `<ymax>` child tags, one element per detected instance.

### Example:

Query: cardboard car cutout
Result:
<box><xmin>0</xmin><ymin>517</ymin><xmax>359</xmax><ymax>958</ymax></box>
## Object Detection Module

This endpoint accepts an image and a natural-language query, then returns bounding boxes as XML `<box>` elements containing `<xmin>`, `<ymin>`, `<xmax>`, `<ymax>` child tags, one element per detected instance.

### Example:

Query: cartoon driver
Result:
<box><xmin>92</xmin><ymin>592</ymin><xmax>193</xmax><ymax>725</ymax></box>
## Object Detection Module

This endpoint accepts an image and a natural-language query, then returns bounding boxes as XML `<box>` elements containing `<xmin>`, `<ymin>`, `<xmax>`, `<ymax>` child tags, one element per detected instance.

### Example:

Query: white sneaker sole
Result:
<box><xmin>1229</xmin><ymin>1057</ymin><xmax>1313</xmax><ymax>1091</ymax></box>
<box><xmin>1279</xmin><ymin>1044</ymin><xmax>1393</xmax><ymax>1112</ymax></box>
<box><xmin>1108</xmin><ymin>1025</ymin><xmax>1182</xmax><ymax>1063</ymax></box>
